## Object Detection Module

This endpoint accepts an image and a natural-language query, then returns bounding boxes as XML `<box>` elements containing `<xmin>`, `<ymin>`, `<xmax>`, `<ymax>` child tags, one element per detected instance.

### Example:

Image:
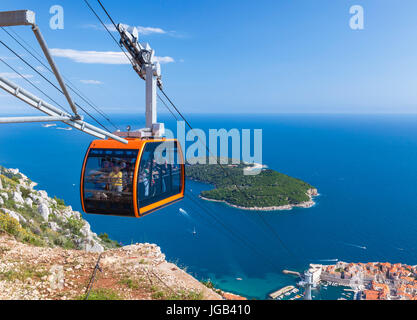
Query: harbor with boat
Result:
<box><xmin>269</xmin><ymin>286</ymin><xmax>302</xmax><ymax>300</ymax></box>
<box><xmin>273</xmin><ymin>260</ymin><xmax>417</xmax><ymax>300</ymax></box>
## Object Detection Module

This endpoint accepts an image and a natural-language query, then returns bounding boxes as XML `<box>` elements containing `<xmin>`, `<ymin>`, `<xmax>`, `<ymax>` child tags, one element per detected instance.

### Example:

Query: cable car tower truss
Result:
<box><xmin>0</xmin><ymin>10</ymin><xmax>128</xmax><ymax>144</ymax></box>
<box><xmin>113</xmin><ymin>23</ymin><xmax>165</xmax><ymax>139</ymax></box>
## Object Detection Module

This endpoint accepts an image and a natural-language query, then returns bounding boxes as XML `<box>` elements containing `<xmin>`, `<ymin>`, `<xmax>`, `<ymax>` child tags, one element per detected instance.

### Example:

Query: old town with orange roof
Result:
<box><xmin>308</xmin><ymin>262</ymin><xmax>417</xmax><ymax>300</ymax></box>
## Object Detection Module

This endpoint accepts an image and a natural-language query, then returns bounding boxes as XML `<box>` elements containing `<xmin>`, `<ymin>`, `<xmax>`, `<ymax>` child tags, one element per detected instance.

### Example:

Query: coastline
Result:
<box><xmin>199</xmin><ymin>188</ymin><xmax>319</xmax><ymax>212</ymax></box>
<box><xmin>304</xmin><ymin>261</ymin><xmax>417</xmax><ymax>300</ymax></box>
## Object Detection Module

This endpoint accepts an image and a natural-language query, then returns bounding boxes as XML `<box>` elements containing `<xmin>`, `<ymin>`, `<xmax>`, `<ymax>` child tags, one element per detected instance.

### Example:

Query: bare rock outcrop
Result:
<box><xmin>0</xmin><ymin>235</ymin><xmax>223</xmax><ymax>300</ymax></box>
<box><xmin>0</xmin><ymin>165</ymin><xmax>108</xmax><ymax>253</ymax></box>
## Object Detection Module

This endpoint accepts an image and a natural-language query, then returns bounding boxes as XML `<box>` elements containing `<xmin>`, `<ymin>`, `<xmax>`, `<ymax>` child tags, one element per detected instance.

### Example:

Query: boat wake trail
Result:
<box><xmin>179</xmin><ymin>208</ymin><xmax>191</xmax><ymax>218</ymax></box>
<box><xmin>343</xmin><ymin>242</ymin><xmax>367</xmax><ymax>250</ymax></box>
<box><xmin>317</xmin><ymin>259</ymin><xmax>339</xmax><ymax>262</ymax></box>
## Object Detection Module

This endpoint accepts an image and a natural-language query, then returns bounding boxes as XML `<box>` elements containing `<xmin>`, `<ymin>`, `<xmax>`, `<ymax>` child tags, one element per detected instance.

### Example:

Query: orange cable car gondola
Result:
<box><xmin>80</xmin><ymin>23</ymin><xmax>188</xmax><ymax>218</ymax></box>
<box><xmin>81</xmin><ymin>136</ymin><xmax>185</xmax><ymax>218</ymax></box>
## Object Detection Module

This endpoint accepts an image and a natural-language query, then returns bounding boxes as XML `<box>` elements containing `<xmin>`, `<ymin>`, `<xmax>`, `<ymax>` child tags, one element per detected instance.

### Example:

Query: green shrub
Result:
<box><xmin>78</xmin><ymin>288</ymin><xmax>121</xmax><ymax>300</ymax></box>
<box><xmin>202</xmin><ymin>280</ymin><xmax>215</xmax><ymax>289</ymax></box>
<box><xmin>167</xmin><ymin>290</ymin><xmax>204</xmax><ymax>300</ymax></box>
<box><xmin>0</xmin><ymin>169</ymin><xmax>23</xmax><ymax>183</ymax></box>
<box><xmin>98</xmin><ymin>233</ymin><xmax>110</xmax><ymax>242</ymax></box>
<box><xmin>0</xmin><ymin>212</ymin><xmax>45</xmax><ymax>247</ymax></box>
<box><xmin>151</xmin><ymin>288</ymin><xmax>204</xmax><ymax>300</ymax></box>
<box><xmin>3</xmin><ymin>198</ymin><xmax>17</xmax><ymax>210</ymax></box>
<box><xmin>54</xmin><ymin>196</ymin><xmax>66</xmax><ymax>207</ymax></box>
<box><xmin>151</xmin><ymin>291</ymin><xmax>165</xmax><ymax>299</ymax></box>
<box><xmin>119</xmin><ymin>278</ymin><xmax>140</xmax><ymax>290</ymax></box>
<box><xmin>0</xmin><ymin>266</ymin><xmax>48</xmax><ymax>282</ymax></box>
<box><xmin>98</xmin><ymin>233</ymin><xmax>121</xmax><ymax>248</ymax></box>
<box><xmin>18</xmin><ymin>229</ymin><xmax>45</xmax><ymax>247</ymax></box>
<box><xmin>0</xmin><ymin>175</ymin><xmax>17</xmax><ymax>189</ymax></box>
<box><xmin>10</xmin><ymin>175</ymin><xmax>21</xmax><ymax>183</ymax></box>
<box><xmin>63</xmin><ymin>240</ymin><xmax>76</xmax><ymax>250</ymax></box>
<box><xmin>17</xmin><ymin>205</ymin><xmax>39</xmax><ymax>222</ymax></box>
<box><xmin>201</xmin><ymin>280</ymin><xmax>222</xmax><ymax>294</ymax></box>
<box><xmin>65</xmin><ymin>217</ymin><xmax>84</xmax><ymax>236</ymax></box>
<box><xmin>20</xmin><ymin>187</ymin><xmax>31</xmax><ymax>199</ymax></box>
<box><xmin>0</xmin><ymin>212</ymin><xmax>21</xmax><ymax>236</ymax></box>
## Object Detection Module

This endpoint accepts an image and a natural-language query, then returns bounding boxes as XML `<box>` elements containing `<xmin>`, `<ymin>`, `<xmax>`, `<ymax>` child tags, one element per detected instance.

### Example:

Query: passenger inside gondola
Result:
<box><xmin>83</xmin><ymin>149</ymin><xmax>138</xmax><ymax>215</ymax></box>
<box><xmin>83</xmin><ymin>142</ymin><xmax>183</xmax><ymax>216</ymax></box>
<box><xmin>109</xmin><ymin>166</ymin><xmax>123</xmax><ymax>195</ymax></box>
<box><xmin>137</xmin><ymin>141</ymin><xmax>183</xmax><ymax>209</ymax></box>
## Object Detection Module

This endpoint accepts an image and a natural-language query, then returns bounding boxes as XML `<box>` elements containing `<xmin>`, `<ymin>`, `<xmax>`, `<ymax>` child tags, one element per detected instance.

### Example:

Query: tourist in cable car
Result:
<box><xmin>81</xmin><ymin>139</ymin><xmax>185</xmax><ymax>218</ymax></box>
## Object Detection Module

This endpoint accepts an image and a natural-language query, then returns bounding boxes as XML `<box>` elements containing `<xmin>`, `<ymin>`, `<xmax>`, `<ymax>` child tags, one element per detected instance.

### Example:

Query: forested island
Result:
<box><xmin>186</xmin><ymin>160</ymin><xmax>318</xmax><ymax>211</ymax></box>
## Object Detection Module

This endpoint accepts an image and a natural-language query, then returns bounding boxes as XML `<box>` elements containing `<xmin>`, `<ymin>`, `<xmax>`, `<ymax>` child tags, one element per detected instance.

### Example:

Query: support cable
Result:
<box><xmin>84</xmin><ymin>253</ymin><xmax>103</xmax><ymax>300</ymax></box>
<box><xmin>2</xmin><ymin>27</ymin><xmax>119</xmax><ymax>131</ymax></box>
<box><xmin>158</xmin><ymin>94</ymin><xmax>179</xmax><ymax>121</ymax></box>
<box><xmin>83</xmin><ymin>0</ymin><xmax>133</xmax><ymax>65</ymax></box>
<box><xmin>185</xmin><ymin>191</ymin><xmax>285</xmax><ymax>271</ymax></box>
<box><xmin>97</xmin><ymin>0</ymin><xmax>118</xmax><ymax>32</ymax></box>
<box><xmin>0</xmin><ymin>57</ymin><xmax>71</xmax><ymax>114</ymax></box>
<box><xmin>0</xmin><ymin>39</ymin><xmax>111</xmax><ymax>132</ymax></box>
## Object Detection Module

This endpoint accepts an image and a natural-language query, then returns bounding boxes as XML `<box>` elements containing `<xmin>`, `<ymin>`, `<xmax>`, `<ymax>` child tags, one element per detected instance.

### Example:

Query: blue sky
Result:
<box><xmin>1</xmin><ymin>0</ymin><xmax>417</xmax><ymax>115</ymax></box>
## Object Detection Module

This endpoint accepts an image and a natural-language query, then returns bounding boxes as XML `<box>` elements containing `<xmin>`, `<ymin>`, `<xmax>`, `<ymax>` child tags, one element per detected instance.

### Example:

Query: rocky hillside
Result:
<box><xmin>0</xmin><ymin>166</ymin><xmax>228</xmax><ymax>300</ymax></box>
<box><xmin>0</xmin><ymin>165</ymin><xmax>114</xmax><ymax>252</ymax></box>
<box><xmin>0</xmin><ymin>235</ymin><xmax>221</xmax><ymax>300</ymax></box>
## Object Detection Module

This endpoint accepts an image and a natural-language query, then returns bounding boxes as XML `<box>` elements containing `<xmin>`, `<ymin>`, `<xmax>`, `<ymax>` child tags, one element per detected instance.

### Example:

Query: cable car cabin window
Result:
<box><xmin>83</xmin><ymin>149</ymin><xmax>138</xmax><ymax>217</ymax></box>
<box><xmin>138</xmin><ymin>141</ymin><xmax>183</xmax><ymax>211</ymax></box>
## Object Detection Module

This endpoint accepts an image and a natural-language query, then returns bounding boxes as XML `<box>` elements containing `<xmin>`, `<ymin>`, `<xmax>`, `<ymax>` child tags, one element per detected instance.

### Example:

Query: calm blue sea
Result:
<box><xmin>1</xmin><ymin>114</ymin><xmax>417</xmax><ymax>300</ymax></box>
